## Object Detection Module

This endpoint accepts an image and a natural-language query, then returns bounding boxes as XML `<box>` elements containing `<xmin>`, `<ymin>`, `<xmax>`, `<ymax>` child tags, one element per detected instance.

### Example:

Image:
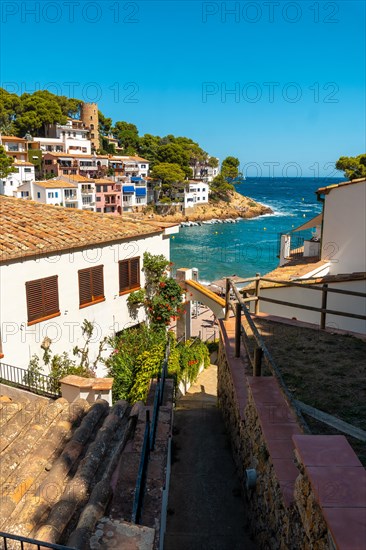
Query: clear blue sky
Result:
<box><xmin>1</xmin><ymin>0</ymin><xmax>365</xmax><ymax>176</ymax></box>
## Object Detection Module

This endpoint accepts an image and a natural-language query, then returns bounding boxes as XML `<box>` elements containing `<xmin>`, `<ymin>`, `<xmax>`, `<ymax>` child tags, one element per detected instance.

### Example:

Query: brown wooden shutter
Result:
<box><xmin>91</xmin><ymin>265</ymin><xmax>104</xmax><ymax>299</ymax></box>
<box><xmin>43</xmin><ymin>275</ymin><xmax>59</xmax><ymax>316</ymax></box>
<box><xmin>119</xmin><ymin>260</ymin><xmax>130</xmax><ymax>292</ymax></box>
<box><xmin>26</xmin><ymin>279</ymin><xmax>43</xmax><ymax>322</ymax></box>
<box><xmin>79</xmin><ymin>269</ymin><xmax>92</xmax><ymax>305</ymax></box>
<box><xmin>130</xmin><ymin>257</ymin><xmax>140</xmax><ymax>288</ymax></box>
<box><xmin>26</xmin><ymin>276</ymin><xmax>59</xmax><ymax>323</ymax></box>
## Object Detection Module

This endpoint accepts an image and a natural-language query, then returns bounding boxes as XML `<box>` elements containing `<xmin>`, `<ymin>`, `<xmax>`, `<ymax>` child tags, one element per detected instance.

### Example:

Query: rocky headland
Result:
<box><xmin>137</xmin><ymin>191</ymin><xmax>272</xmax><ymax>223</ymax></box>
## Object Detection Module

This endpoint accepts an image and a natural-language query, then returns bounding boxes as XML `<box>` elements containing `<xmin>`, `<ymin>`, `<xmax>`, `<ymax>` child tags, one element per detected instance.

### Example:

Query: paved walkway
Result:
<box><xmin>164</xmin><ymin>365</ymin><xmax>256</xmax><ymax>550</ymax></box>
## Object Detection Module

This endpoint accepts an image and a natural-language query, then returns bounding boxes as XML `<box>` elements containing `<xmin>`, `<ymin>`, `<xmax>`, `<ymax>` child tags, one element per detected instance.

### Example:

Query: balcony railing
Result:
<box><xmin>0</xmin><ymin>362</ymin><xmax>61</xmax><ymax>398</ymax></box>
<box><xmin>0</xmin><ymin>531</ymin><xmax>74</xmax><ymax>549</ymax></box>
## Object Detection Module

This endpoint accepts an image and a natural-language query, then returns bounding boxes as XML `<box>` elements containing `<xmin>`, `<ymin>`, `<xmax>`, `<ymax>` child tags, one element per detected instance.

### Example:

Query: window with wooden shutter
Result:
<box><xmin>26</xmin><ymin>275</ymin><xmax>60</xmax><ymax>324</ymax></box>
<box><xmin>78</xmin><ymin>265</ymin><xmax>105</xmax><ymax>307</ymax></box>
<box><xmin>119</xmin><ymin>257</ymin><xmax>140</xmax><ymax>294</ymax></box>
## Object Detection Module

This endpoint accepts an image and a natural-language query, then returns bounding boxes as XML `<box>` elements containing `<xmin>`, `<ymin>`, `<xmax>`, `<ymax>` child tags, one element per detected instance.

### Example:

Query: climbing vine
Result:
<box><xmin>127</xmin><ymin>252</ymin><xmax>183</xmax><ymax>328</ymax></box>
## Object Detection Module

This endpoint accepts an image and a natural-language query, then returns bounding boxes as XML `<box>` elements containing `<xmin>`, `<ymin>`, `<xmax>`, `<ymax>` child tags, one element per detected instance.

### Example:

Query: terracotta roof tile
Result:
<box><xmin>33</xmin><ymin>180</ymin><xmax>77</xmax><ymax>189</ymax></box>
<box><xmin>0</xmin><ymin>196</ymin><xmax>163</xmax><ymax>262</ymax></box>
<box><xmin>317</xmin><ymin>177</ymin><xmax>366</xmax><ymax>195</ymax></box>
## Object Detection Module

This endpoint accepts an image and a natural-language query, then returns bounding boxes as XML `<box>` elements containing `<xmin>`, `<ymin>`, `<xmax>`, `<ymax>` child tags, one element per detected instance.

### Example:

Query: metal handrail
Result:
<box><xmin>0</xmin><ymin>362</ymin><xmax>61</xmax><ymax>398</ymax></box>
<box><xmin>132</xmin><ymin>341</ymin><xmax>170</xmax><ymax>524</ymax></box>
<box><xmin>0</xmin><ymin>531</ymin><xmax>74</xmax><ymax>549</ymax></box>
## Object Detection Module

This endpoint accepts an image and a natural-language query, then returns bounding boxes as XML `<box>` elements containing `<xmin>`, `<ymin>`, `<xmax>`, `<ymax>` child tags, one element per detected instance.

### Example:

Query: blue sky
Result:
<box><xmin>1</xmin><ymin>0</ymin><xmax>365</xmax><ymax>176</ymax></box>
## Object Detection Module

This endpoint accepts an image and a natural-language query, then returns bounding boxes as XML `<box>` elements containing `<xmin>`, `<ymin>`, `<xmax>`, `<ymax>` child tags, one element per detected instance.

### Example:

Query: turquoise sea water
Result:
<box><xmin>170</xmin><ymin>177</ymin><xmax>345</xmax><ymax>283</ymax></box>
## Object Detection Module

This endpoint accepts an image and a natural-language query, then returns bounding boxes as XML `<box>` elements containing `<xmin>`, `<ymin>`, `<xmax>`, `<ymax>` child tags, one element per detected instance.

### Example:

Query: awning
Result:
<box><xmin>135</xmin><ymin>187</ymin><xmax>146</xmax><ymax>196</ymax></box>
<box><xmin>292</xmin><ymin>213</ymin><xmax>323</xmax><ymax>232</ymax></box>
<box><xmin>123</xmin><ymin>186</ymin><xmax>135</xmax><ymax>194</ymax></box>
<box><xmin>131</xmin><ymin>176</ymin><xmax>143</xmax><ymax>182</ymax></box>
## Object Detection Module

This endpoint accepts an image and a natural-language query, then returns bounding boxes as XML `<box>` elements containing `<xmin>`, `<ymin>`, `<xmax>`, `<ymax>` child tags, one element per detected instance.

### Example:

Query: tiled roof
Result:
<box><xmin>33</xmin><ymin>180</ymin><xmax>77</xmax><ymax>189</ymax></box>
<box><xmin>317</xmin><ymin>177</ymin><xmax>366</xmax><ymax>195</ymax></box>
<box><xmin>94</xmin><ymin>178</ymin><xmax>115</xmax><ymax>184</ymax></box>
<box><xmin>13</xmin><ymin>161</ymin><xmax>34</xmax><ymax>167</ymax></box>
<box><xmin>1</xmin><ymin>136</ymin><xmax>27</xmax><ymax>142</ymax></box>
<box><xmin>109</xmin><ymin>155</ymin><xmax>149</xmax><ymax>163</ymax></box>
<box><xmin>243</xmin><ymin>257</ymin><xmax>329</xmax><ymax>291</ymax></box>
<box><xmin>58</xmin><ymin>175</ymin><xmax>93</xmax><ymax>183</ymax></box>
<box><xmin>0</xmin><ymin>196</ymin><xmax>163</xmax><ymax>261</ymax></box>
<box><xmin>44</xmin><ymin>152</ymin><xmax>95</xmax><ymax>159</ymax></box>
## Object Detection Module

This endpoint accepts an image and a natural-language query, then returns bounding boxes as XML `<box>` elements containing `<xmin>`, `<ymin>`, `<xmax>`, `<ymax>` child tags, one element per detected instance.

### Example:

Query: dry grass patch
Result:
<box><xmin>247</xmin><ymin>319</ymin><xmax>366</xmax><ymax>464</ymax></box>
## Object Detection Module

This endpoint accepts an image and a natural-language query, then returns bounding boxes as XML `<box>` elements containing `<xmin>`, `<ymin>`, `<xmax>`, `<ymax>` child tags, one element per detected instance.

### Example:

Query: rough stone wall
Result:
<box><xmin>217</xmin><ymin>338</ymin><xmax>329</xmax><ymax>549</ymax></box>
<box><xmin>293</xmin><ymin>465</ymin><xmax>329</xmax><ymax>549</ymax></box>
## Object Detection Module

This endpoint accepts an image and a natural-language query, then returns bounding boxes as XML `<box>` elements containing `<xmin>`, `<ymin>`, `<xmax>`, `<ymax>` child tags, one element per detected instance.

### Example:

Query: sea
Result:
<box><xmin>170</xmin><ymin>177</ymin><xmax>345</xmax><ymax>283</ymax></box>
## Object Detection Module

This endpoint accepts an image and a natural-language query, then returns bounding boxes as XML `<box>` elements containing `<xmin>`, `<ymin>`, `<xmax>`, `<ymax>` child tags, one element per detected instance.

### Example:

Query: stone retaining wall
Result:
<box><xmin>217</xmin><ymin>329</ymin><xmax>366</xmax><ymax>549</ymax></box>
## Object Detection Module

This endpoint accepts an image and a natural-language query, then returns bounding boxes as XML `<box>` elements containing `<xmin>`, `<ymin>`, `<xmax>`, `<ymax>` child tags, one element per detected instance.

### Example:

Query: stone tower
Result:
<box><xmin>81</xmin><ymin>102</ymin><xmax>99</xmax><ymax>151</ymax></box>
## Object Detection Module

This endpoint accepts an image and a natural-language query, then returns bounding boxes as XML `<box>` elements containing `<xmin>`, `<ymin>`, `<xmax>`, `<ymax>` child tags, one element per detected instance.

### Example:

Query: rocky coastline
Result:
<box><xmin>137</xmin><ymin>191</ymin><xmax>272</xmax><ymax>224</ymax></box>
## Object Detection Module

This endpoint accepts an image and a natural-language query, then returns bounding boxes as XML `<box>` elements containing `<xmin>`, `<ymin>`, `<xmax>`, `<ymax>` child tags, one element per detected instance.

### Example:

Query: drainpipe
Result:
<box><xmin>316</xmin><ymin>191</ymin><xmax>325</xmax><ymax>260</ymax></box>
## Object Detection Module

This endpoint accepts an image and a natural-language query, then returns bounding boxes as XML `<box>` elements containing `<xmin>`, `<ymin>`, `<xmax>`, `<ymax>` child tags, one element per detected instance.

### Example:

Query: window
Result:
<box><xmin>96</xmin><ymin>196</ymin><xmax>101</xmax><ymax>202</ymax></box>
<box><xmin>45</xmin><ymin>160</ymin><xmax>52</xmax><ymax>165</ymax></box>
<box><xmin>141</xmin><ymin>164</ymin><xmax>146</xmax><ymax>168</ymax></box>
<box><xmin>96</xmin><ymin>185</ymin><xmax>101</xmax><ymax>192</ymax></box>
<box><xmin>78</xmin><ymin>266</ymin><xmax>105</xmax><ymax>307</ymax></box>
<box><xmin>37</xmin><ymin>192</ymin><xmax>41</xmax><ymax>198</ymax></box>
<box><xmin>26</xmin><ymin>275</ymin><xmax>60</xmax><ymax>324</ymax></box>
<box><xmin>55</xmin><ymin>192</ymin><xmax>58</xmax><ymax>198</ymax></box>
<box><xmin>24</xmin><ymin>168</ymin><xmax>31</xmax><ymax>173</ymax></box>
<box><xmin>119</xmin><ymin>257</ymin><xmax>140</xmax><ymax>294</ymax></box>
<box><xmin>48</xmin><ymin>192</ymin><xmax>54</xmax><ymax>198</ymax></box>
<box><xmin>21</xmin><ymin>191</ymin><xmax>29</xmax><ymax>197</ymax></box>
<box><xmin>96</xmin><ymin>208</ymin><xmax>101</xmax><ymax>212</ymax></box>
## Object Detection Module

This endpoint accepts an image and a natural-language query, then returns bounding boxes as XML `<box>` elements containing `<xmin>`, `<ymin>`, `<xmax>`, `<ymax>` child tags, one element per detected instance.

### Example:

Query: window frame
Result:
<box><xmin>78</xmin><ymin>265</ymin><xmax>105</xmax><ymax>308</ymax></box>
<box><xmin>26</xmin><ymin>275</ymin><xmax>60</xmax><ymax>325</ymax></box>
<box><xmin>119</xmin><ymin>257</ymin><xmax>141</xmax><ymax>295</ymax></box>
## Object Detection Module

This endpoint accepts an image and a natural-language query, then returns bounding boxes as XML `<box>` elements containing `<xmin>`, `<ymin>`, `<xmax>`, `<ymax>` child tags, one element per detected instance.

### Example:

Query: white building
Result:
<box><xmin>182</xmin><ymin>181</ymin><xmax>209</xmax><ymax>209</ymax></box>
<box><xmin>0</xmin><ymin>195</ymin><xmax>179</xmax><ymax>372</ymax></box>
<box><xmin>45</xmin><ymin>119</ymin><xmax>91</xmax><ymax>155</ymax></box>
<box><xmin>17</xmin><ymin>180</ymin><xmax>78</xmax><ymax>207</ymax></box>
<box><xmin>109</xmin><ymin>156</ymin><xmax>149</xmax><ymax>180</ymax></box>
<box><xmin>0</xmin><ymin>136</ymin><xmax>36</xmax><ymax>196</ymax></box>
<box><xmin>0</xmin><ymin>161</ymin><xmax>35</xmax><ymax>197</ymax></box>
<box><xmin>249</xmin><ymin>178</ymin><xmax>366</xmax><ymax>335</ymax></box>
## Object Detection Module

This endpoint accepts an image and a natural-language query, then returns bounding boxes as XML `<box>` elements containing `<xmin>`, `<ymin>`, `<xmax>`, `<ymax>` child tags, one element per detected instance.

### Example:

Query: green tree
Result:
<box><xmin>208</xmin><ymin>156</ymin><xmax>219</xmax><ymax>168</ymax></box>
<box><xmin>113</xmin><ymin>121</ymin><xmax>139</xmax><ymax>152</ymax></box>
<box><xmin>335</xmin><ymin>154</ymin><xmax>366</xmax><ymax>180</ymax></box>
<box><xmin>15</xmin><ymin>91</ymin><xmax>67</xmax><ymax>136</ymax></box>
<box><xmin>138</xmin><ymin>133</ymin><xmax>161</xmax><ymax>165</ymax></box>
<box><xmin>210</xmin><ymin>173</ymin><xmax>234</xmax><ymax>200</ymax></box>
<box><xmin>221</xmin><ymin>156</ymin><xmax>240</xmax><ymax>180</ymax></box>
<box><xmin>0</xmin><ymin>88</ymin><xmax>21</xmax><ymax>134</ymax></box>
<box><xmin>151</xmin><ymin>162</ymin><xmax>186</xmax><ymax>185</ymax></box>
<box><xmin>0</xmin><ymin>145</ymin><xmax>15</xmax><ymax>179</ymax></box>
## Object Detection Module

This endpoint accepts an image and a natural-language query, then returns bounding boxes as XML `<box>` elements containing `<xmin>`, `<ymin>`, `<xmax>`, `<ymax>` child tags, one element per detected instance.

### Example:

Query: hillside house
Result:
<box><xmin>247</xmin><ymin>178</ymin><xmax>366</xmax><ymax>334</ymax></box>
<box><xmin>0</xmin><ymin>196</ymin><xmax>179</xmax><ymax>371</ymax></box>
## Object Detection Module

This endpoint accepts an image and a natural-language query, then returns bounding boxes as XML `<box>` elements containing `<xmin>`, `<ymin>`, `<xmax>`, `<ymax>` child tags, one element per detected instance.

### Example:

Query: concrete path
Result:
<box><xmin>164</xmin><ymin>365</ymin><xmax>256</xmax><ymax>550</ymax></box>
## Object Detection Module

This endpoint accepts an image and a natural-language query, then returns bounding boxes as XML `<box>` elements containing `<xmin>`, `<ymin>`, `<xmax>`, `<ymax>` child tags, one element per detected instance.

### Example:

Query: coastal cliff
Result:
<box><xmin>142</xmin><ymin>191</ymin><xmax>272</xmax><ymax>223</ymax></box>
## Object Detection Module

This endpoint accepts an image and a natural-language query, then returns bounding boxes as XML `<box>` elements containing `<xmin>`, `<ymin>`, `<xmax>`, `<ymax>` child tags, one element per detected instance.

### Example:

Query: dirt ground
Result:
<box><xmin>246</xmin><ymin>318</ymin><xmax>366</xmax><ymax>465</ymax></box>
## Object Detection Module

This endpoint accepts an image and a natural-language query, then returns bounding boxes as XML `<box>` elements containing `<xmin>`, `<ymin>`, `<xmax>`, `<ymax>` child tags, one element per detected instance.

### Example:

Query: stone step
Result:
<box><xmin>0</xmin><ymin>398</ymin><xmax>90</xmax><ymax>532</ymax></box>
<box><xmin>108</xmin><ymin>402</ymin><xmax>146</xmax><ymax>522</ymax></box>
<box><xmin>34</xmin><ymin>400</ymin><xmax>129</xmax><ymax>545</ymax></box>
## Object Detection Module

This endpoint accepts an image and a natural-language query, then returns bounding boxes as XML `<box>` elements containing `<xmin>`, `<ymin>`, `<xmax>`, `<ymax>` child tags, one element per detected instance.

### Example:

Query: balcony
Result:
<box><xmin>64</xmin><ymin>192</ymin><xmax>78</xmax><ymax>201</ymax></box>
<box><xmin>81</xmin><ymin>186</ymin><xmax>94</xmax><ymax>194</ymax></box>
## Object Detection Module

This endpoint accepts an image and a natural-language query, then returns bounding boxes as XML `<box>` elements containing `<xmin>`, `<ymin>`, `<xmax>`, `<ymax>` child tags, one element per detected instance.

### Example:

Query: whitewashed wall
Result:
<box><xmin>0</xmin><ymin>233</ymin><xmax>171</xmax><ymax>375</ymax></box>
<box><xmin>321</xmin><ymin>181</ymin><xmax>366</xmax><ymax>275</ymax></box>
